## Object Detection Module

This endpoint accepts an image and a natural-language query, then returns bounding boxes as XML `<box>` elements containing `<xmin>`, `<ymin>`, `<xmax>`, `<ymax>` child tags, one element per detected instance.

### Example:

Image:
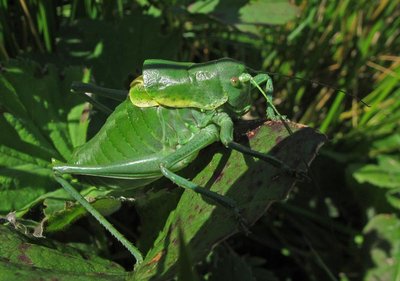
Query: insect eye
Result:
<box><xmin>230</xmin><ymin>77</ymin><xmax>240</xmax><ymax>88</ymax></box>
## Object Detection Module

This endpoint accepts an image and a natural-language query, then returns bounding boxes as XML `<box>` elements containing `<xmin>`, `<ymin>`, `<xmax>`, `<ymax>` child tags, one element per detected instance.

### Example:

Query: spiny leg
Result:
<box><xmin>54</xmin><ymin>174</ymin><xmax>144</xmax><ymax>264</ymax></box>
<box><xmin>159</xmin><ymin>165</ymin><xmax>247</xmax><ymax>230</ymax></box>
<box><xmin>159</xmin><ymin>125</ymin><xmax>247</xmax><ymax>224</ymax></box>
<box><xmin>160</xmin><ymin>165</ymin><xmax>237</xmax><ymax>211</ymax></box>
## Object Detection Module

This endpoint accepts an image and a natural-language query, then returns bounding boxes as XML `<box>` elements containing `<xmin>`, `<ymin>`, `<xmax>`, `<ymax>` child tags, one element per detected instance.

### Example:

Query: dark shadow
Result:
<box><xmin>203</xmin><ymin>148</ymin><xmax>231</xmax><ymax>190</ymax></box>
<box><xmin>135</xmin><ymin>125</ymin><xmax>326</xmax><ymax>279</ymax></box>
<box><xmin>153</xmin><ymin>223</ymin><xmax>173</xmax><ymax>280</ymax></box>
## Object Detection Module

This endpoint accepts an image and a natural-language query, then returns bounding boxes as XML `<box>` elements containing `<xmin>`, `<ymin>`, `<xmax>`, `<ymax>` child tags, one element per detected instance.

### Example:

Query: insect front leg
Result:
<box><xmin>265</xmin><ymin>76</ymin><xmax>278</xmax><ymax>121</ymax></box>
<box><xmin>242</xmin><ymin>73</ymin><xmax>292</xmax><ymax>134</ymax></box>
<box><xmin>252</xmin><ymin>73</ymin><xmax>283</xmax><ymax>121</ymax></box>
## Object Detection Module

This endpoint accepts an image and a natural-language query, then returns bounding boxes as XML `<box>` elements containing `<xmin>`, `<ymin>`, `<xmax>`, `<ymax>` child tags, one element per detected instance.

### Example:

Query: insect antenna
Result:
<box><xmin>247</xmin><ymin>67</ymin><xmax>370</xmax><ymax>107</ymax></box>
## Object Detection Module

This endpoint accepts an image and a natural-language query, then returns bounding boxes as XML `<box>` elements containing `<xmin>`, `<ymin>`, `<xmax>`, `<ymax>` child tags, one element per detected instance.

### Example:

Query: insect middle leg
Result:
<box><xmin>159</xmin><ymin>164</ymin><xmax>247</xmax><ymax>230</ymax></box>
<box><xmin>54</xmin><ymin>174</ymin><xmax>144</xmax><ymax>263</ymax></box>
<box><xmin>159</xmin><ymin>124</ymin><xmax>243</xmax><ymax>213</ymax></box>
<box><xmin>213</xmin><ymin>112</ymin><xmax>306</xmax><ymax>180</ymax></box>
<box><xmin>226</xmin><ymin>141</ymin><xmax>307</xmax><ymax>179</ymax></box>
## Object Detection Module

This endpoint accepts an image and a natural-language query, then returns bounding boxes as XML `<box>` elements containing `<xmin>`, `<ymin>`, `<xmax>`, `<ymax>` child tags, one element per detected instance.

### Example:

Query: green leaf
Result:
<box><xmin>363</xmin><ymin>214</ymin><xmax>400</xmax><ymax>281</ymax></box>
<box><xmin>372</xmin><ymin>133</ymin><xmax>400</xmax><ymax>155</ymax></box>
<box><xmin>386</xmin><ymin>188</ymin><xmax>400</xmax><ymax>210</ymax></box>
<box><xmin>0</xmin><ymin>225</ymin><xmax>126</xmax><ymax>281</ymax></box>
<box><xmin>188</xmin><ymin>0</ymin><xmax>299</xmax><ymax>34</ymax></box>
<box><xmin>239</xmin><ymin>0</ymin><xmax>299</xmax><ymax>24</ymax></box>
<box><xmin>0</xmin><ymin>61</ymin><xmax>117</xmax><ymax>234</ymax></box>
<box><xmin>43</xmin><ymin>187</ymin><xmax>121</xmax><ymax>232</ymax></box>
<box><xmin>131</xmin><ymin>122</ymin><xmax>326</xmax><ymax>280</ymax></box>
<box><xmin>0</xmin><ymin>60</ymin><xmax>88</xmax><ymax>215</ymax></box>
<box><xmin>353</xmin><ymin>155</ymin><xmax>400</xmax><ymax>189</ymax></box>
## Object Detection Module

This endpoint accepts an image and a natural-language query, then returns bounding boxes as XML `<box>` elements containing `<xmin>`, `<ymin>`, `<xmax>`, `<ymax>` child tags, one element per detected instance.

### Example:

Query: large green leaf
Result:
<box><xmin>188</xmin><ymin>0</ymin><xmax>299</xmax><ymax>34</ymax></box>
<box><xmin>0</xmin><ymin>60</ymin><xmax>88</xmax><ymax>215</ymax></box>
<box><xmin>0</xmin><ymin>60</ymin><xmax>122</xmax><ymax>232</ymax></box>
<box><xmin>131</xmin><ymin>122</ymin><xmax>326</xmax><ymax>280</ymax></box>
<box><xmin>353</xmin><ymin>155</ymin><xmax>400</xmax><ymax>189</ymax></box>
<box><xmin>350</xmin><ymin>154</ymin><xmax>400</xmax><ymax>210</ymax></box>
<box><xmin>0</xmin><ymin>225</ymin><xmax>126</xmax><ymax>281</ymax></box>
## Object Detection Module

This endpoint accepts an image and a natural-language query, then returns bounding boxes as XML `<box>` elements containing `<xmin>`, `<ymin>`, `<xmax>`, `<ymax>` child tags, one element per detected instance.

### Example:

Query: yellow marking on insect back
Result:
<box><xmin>155</xmin><ymin>97</ymin><xmax>202</xmax><ymax>108</ymax></box>
<box><xmin>153</xmin><ymin>93</ymin><xmax>228</xmax><ymax>110</ymax></box>
<box><xmin>129</xmin><ymin>76</ymin><xmax>158</xmax><ymax>107</ymax></box>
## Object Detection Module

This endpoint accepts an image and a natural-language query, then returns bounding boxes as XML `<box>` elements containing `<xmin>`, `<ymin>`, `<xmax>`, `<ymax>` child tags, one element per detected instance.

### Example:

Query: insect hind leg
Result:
<box><xmin>54</xmin><ymin>173</ymin><xmax>144</xmax><ymax>264</ymax></box>
<box><xmin>159</xmin><ymin>164</ymin><xmax>248</xmax><ymax>230</ymax></box>
<box><xmin>159</xmin><ymin>125</ymin><xmax>249</xmax><ymax>228</ymax></box>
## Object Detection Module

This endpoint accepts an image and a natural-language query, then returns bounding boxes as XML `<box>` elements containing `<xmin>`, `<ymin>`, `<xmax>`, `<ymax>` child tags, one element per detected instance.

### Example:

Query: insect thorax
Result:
<box><xmin>129</xmin><ymin>58</ymin><xmax>252</xmax><ymax>116</ymax></box>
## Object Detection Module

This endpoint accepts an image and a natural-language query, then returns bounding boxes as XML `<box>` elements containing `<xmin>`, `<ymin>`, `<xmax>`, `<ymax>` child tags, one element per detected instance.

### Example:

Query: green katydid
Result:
<box><xmin>53</xmin><ymin>58</ymin><xmax>301</xmax><ymax>264</ymax></box>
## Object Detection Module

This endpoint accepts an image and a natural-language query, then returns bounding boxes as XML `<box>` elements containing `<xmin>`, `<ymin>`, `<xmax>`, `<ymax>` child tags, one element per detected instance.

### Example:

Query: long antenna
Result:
<box><xmin>247</xmin><ymin>67</ymin><xmax>370</xmax><ymax>107</ymax></box>
<box><xmin>270</xmin><ymin>72</ymin><xmax>369</xmax><ymax>107</ymax></box>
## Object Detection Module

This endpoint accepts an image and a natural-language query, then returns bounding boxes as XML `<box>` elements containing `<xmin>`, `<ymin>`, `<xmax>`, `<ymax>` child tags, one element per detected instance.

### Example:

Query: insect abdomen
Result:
<box><xmin>70</xmin><ymin>100</ymin><xmax>205</xmax><ymax>166</ymax></box>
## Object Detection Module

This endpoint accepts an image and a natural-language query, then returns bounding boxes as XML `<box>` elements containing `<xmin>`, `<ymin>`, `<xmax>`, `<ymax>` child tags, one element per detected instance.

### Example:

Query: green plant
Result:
<box><xmin>0</xmin><ymin>0</ymin><xmax>398</xmax><ymax>280</ymax></box>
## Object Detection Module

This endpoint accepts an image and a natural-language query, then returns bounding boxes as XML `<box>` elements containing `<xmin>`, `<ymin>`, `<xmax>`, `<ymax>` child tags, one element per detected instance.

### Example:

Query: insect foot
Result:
<box><xmin>266</xmin><ymin>108</ymin><xmax>289</xmax><ymax>122</ymax></box>
<box><xmin>284</xmin><ymin>167</ymin><xmax>310</xmax><ymax>182</ymax></box>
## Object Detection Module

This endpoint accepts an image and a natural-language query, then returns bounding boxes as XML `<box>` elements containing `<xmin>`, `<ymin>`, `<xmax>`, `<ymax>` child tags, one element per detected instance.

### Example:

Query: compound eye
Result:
<box><xmin>230</xmin><ymin>77</ymin><xmax>240</xmax><ymax>88</ymax></box>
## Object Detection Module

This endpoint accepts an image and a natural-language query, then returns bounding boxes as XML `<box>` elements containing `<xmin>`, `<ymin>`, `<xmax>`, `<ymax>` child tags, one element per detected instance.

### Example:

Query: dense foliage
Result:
<box><xmin>0</xmin><ymin>1</ymin><xmax>399</xmax><ymax>280</ymax></box>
